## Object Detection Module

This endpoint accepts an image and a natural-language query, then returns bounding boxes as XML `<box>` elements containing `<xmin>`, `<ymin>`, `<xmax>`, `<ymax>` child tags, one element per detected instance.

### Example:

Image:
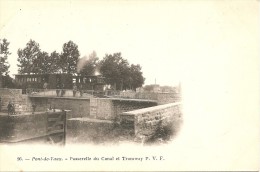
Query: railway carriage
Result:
<box><xmin>14</xmin><ymin>73</ymin><xmax>106</xmax><ymax>93</ymax></box>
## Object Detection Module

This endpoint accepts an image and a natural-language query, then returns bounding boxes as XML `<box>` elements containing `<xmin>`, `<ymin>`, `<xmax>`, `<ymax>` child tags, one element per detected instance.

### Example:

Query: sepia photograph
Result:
<box><xmin>0</xmin><ymin>0</ymin><xmax>259</xmax><ymax>171</ymax></box>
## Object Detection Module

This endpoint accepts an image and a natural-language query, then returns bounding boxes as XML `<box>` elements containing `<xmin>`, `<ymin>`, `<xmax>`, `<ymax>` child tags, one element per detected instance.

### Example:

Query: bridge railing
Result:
<box><xmin>26</xmin><ymin>88</ymin><xmax>100</xmax><ymax>97</ymax></box>
<box><xmin>104</xmin><ymin>90</ymin><xmax>120</xmax><ymax>97</ymax></box>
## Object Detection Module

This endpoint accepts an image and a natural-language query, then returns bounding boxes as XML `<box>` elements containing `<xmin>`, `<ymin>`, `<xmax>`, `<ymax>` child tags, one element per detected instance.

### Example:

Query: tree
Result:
<box><xmin>35</xmin><ymin>51</ymin><xmax>61</xmax><ymax>74</ymax></box>
<box><xmin>17</xmin><ymin>40</ymin><xmax>41</xmax><ymax>74</ymax></box>
<box><xmin>78</xmin><ymin>51</ymin><xmax>99</xmax><ymax>75</ymax></box>
<box><xmin>0</xmin><ymin>39</ymin><xmax>17</xmax><ymax>88</ymax></box>
<box><xmin>49</xmin><ymin>51</ymin><xmax>61</xmax><ymax>73</ymax></box>
<box><xmin>2</xmin><ymin>75</ymin><xmax>16</xmax><ymax>88</ymax></box>
<box><xmin>38</xmin><ymin>51</ymin><xmax>50</xmax><ymax>74</ymax></box>
<box><xmin>0</xmin><ymin>38</ymin><xmax>11</xmax><ymax>76</ymax></box>
<box><xmin>99</xmin><ymin>52</ymin><xmax>145</xmax><ymax>90</ymax></box>
<box><xmin>129</xmin><ymin>64</ymin><xmax>145</xmax><ymax>90</ymax></box>
<box><xmin>100</xmin><ymin>53</ymin><xmax>130</xmax><ymax>90</ymax></box>
<box><xmin>60</xmin><ymin>41</ymin><xmax>80</xmax><ymax>74</ymax></box>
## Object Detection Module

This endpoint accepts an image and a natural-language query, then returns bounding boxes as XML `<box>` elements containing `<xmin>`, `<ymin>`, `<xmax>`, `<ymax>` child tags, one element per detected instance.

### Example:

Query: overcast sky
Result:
<box><xmin>0</xmin><ymin>0</ymin><xmax>258</xmax><ymax>87</ymax></box>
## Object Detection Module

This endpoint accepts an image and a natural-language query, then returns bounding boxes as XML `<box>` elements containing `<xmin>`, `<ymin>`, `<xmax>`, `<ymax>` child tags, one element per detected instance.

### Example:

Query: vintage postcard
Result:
<box><xmin>0</xmin><ymin>0</ymin><xmax>259</xmax><ymax>171</ymax></box>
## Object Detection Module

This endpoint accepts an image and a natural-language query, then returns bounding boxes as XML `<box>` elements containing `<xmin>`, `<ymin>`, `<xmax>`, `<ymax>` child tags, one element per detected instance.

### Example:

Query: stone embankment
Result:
<box><xmin>120</xmin><ymin>102</ymin><xmax>182</xmax><ymax>143</ymax></box>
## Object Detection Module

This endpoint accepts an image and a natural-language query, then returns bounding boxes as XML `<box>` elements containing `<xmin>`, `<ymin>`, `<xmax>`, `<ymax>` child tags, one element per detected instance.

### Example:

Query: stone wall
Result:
<box><xmin>156</xmin><ymin>93</ymin><xmax>181</xmax><ymax>105</ymax></box>
<box><xmin>89</xmin><ymin>98</ymin><xmax>157</xmax><ymax>120</ymax></box>
<box><xmin>30</xmin><ymin>97</ymin><xmax>90</xmax><ymax>119</ymax></box>
<box><xmin>119</xmin><ymin>91</ymin><xmax>181</xmax><ymax>105</ymax></box>
<box><xmin>0</xmin><ymin>89</ymin><xmax>90</xmax><ymax>118</ymax></box>
<box><xmin>66</xmin><ymin>98</ymin><xmax>158</xmax><ymax>144</ymax></box>
<box><xmin>66</xmin><ymin>100</ymin><xmax>180</xmax><ymax>144</ymax></box>
<box><xmin>90</xmin><ymin>98</ymin><xmax>114</xmax><ymax>119</ymax></box>
<box><xmin>112</xmin><ymin>99</ymin><xmax>157</xmax><ymax>119</ymax></box>
<box><xmin>47</xmin><ymin>98</ymin><xmax>90</xmax><ymax>119</ymax></box>
<box><xmin>1</xmin><ymin>89</ymin><xmax>158</xmax><ymax>120</ymax></box>
<box><xmin>0</xmin><ymin>88</ymin><xmax>33</xmax><ymax>112</ymax></box>
<box><xmin>120</xmin><ymin>102</ymin><xmax>182</xmax><ymax>140</ymax></box>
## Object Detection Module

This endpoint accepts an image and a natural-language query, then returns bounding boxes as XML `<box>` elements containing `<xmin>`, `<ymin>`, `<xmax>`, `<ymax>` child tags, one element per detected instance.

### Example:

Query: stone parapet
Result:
<box><xmin>119</xmin><ymin>91</ymin><xmax>181</xmax><ymax>105</ymax></box>
<box><xmin>89</xmin><ymin>98</ymin><xmax>157</xmax><ymax>120</ymax></box>
<box><xmin>120</xmin><ymin>102</ymin><xmax>182</xmax><ymax>141</ymax></box>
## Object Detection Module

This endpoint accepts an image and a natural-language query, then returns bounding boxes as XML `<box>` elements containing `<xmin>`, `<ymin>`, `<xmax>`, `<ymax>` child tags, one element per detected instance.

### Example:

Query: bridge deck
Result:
<box><xmin>28</xmin><ymin>94</ymin><xmax>157</xmax><ymax>103</ymax></box>
<box><xmin>108</xmin><ymin>98</ymin><xmax>157</xmax><ymax>103</ymax></box>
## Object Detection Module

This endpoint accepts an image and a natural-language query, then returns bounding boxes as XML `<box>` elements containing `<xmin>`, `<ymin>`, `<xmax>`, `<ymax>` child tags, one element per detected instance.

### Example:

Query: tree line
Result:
<box><xmin>0</xmin><ymin>38</ymin><xmax>14</xmax><ymax>87</ymax></box>
<box><xmin>0</xmin><ymin>39</ymin><xmax>145</xmax><ymax>90</ymax></box>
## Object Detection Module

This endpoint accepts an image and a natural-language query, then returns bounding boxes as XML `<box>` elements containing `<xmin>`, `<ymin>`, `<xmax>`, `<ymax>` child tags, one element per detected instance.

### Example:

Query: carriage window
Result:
<box><xmin>35</xmin><ymin>78</ymin><xmax>37</xmax><ymax>82</ymax></box>
<box><xmin>97</xmin><ymin>78</ymin><xmax>103</xmax><ymax>83</ymax></box>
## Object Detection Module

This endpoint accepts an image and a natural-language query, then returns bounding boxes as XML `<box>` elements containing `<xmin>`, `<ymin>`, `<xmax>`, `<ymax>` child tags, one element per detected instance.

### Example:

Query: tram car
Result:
<box><xmin>74</xmin><ymin>74</ymin><xmax>105</xmax><ymax>91</ymax></box>
<box><xmin>14</xmin><ymin>73</ymin><xmax>106</xmax><ymax>93</ymax></box>
<box><xmin>15</xmin><ymin>74</ymin><xmax>72</xmax><ymax>89</ymax></box>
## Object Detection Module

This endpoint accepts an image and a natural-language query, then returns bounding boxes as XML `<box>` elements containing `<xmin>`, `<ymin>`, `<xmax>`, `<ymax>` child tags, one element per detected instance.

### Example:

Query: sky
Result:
<box><xmin>0</xmin><ymin>0</ymin><xmax>225</xmax><ymax>86</ymax></box>
<box><xmin>0</xmin><ymin>1</ymin><xmax>258</xmax><ymax>86</ymax></box>
<box><xmin>0</xmin><ymin>0</ymin><xmax>259</xmax><ymax>89</ymax></box>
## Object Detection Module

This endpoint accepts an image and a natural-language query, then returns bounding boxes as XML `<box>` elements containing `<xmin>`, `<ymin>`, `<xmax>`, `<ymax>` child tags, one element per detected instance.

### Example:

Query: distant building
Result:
<box><xmin>143</xmin><ymin>84</ymin><xmax>161</xmax><ymax>93</ymax></box>
<box><xmin>152</xmin><ymin>84</ymin><xmax>161</xmax><ymax>92</ymax></box>
<box><xmin>142</xmin><ymin>84</ymin><xmax>179</xmax><ymax>93</ymax></box>
<box><xmin>136</xmin><ymin>87</ymin><xmax>144</xmax><ymax>92</ymax></box>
